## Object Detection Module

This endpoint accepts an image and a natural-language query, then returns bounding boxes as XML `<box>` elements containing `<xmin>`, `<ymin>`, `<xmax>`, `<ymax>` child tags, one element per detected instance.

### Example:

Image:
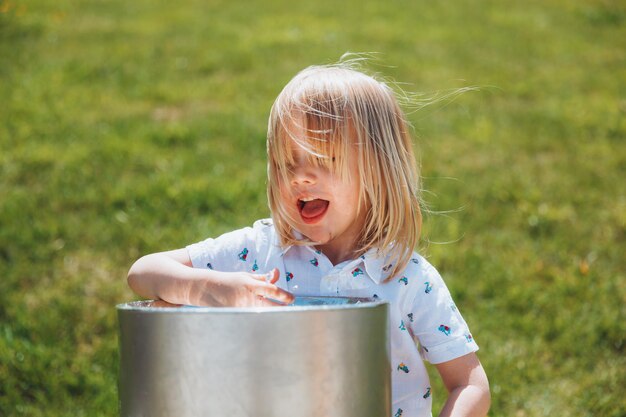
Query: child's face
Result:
<box><xmin>279</xmin><ymin>137</ymin><xmax>366</xmax><ymax>261</ymax></box>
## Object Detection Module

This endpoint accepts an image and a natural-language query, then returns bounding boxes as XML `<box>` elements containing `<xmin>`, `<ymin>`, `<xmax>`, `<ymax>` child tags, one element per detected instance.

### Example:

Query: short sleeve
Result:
<box><xmin>407</xmin><ymin>260</ymin><xmax>479</xmax><ymax>364</ymax></box>
<box><xmin>186</xmin><ymin>219</ymin><xmax>275</xmax><ymax>273</ymax></box>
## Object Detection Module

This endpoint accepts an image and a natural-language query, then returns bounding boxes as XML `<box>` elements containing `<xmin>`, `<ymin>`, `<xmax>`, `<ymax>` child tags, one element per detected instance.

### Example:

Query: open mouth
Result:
<box><xmin>298</xmin><ymin>198</ymin><xmax>330</xmax><ymax>223</ymax></box>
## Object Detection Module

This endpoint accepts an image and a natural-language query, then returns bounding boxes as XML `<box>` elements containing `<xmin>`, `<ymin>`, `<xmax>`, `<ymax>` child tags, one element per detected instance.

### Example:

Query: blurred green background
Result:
<box><xmin>1</xmin><ymin>0</ymin><xmax>624</xmax><ymax>415</ymax></box>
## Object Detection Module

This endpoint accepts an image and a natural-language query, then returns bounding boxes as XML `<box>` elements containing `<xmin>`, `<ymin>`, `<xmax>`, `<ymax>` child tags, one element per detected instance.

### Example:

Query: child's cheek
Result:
<box><xmin>276</xmin><ymin>185</ymin><xmax>292</xmax><ymax>205</ymax></box>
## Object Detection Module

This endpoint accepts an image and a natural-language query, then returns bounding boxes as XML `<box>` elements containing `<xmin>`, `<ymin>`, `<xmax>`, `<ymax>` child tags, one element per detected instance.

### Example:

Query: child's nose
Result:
<box><xmin>290</xmin><ymin>166</ymin><xmax>317</xmax><ymax>186</ymax></box>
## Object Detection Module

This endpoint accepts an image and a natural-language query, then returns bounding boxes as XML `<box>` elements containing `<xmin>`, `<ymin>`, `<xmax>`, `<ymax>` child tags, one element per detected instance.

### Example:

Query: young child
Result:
<box><xmin>128</xmin><ymin>62</ymin><xmax>490</xmax><ymax>417</ymax></box>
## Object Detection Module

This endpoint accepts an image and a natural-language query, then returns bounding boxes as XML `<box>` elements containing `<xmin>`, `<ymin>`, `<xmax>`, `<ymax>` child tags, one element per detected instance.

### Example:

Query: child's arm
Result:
<box><xmin>127</xmin><ymin>249</ymin><xmax>294</xmax><ymax>307</ymax></box>
<box><xmin>435</xmin><ymin>352</ymin><xmax>491</xmax><ymax>417</ymax></box>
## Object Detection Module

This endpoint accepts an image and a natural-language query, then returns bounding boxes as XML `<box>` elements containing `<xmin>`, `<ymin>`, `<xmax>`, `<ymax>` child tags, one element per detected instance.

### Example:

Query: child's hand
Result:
<box><xmin>191</xmin><ymin>268</ymin><xmax>294</xmax><ymax>307</ymax></box>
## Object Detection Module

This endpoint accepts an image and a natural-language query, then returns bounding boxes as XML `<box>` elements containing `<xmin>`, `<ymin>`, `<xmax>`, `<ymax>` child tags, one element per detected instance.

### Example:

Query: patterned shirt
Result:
<box><xmin>187</xmin><ymin>219</ymin><xmax>479</xmax><ymax>417</ymax></box>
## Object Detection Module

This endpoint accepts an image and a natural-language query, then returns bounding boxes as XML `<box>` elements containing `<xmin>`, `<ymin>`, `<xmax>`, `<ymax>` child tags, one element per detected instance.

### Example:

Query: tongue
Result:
<box><xmin>301</xmin><ymin>199</ymin><xmax>329</xmax><ymax>219</ymax></box>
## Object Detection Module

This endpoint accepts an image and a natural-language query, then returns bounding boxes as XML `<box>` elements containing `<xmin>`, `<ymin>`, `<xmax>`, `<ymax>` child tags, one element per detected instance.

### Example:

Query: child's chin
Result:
<box><xmin>301</xmin><ymin>229</ymin><xmax>330</xmax><ymax>245</ymax></box>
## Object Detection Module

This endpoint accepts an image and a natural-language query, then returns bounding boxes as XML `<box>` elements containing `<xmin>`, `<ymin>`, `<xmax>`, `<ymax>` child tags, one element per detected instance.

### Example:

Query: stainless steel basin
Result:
<box><xmin>117</xmin><ymin>297</ymin><xmax>390</xmax><ymax>417</ymax></box>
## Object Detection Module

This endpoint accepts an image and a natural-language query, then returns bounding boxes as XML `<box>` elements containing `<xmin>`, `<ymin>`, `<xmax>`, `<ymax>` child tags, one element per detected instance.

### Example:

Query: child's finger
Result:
<box><xmin>258</xmin><ymin>283</ymin><xmax>294</xmax><ymax>305</ymax></box>
<box><xmin>266</xmin><ymin>268</ymin><xmax>280</xmax><ymax>284</ymax></box>
<box><xmin>252</xmin><ymin>268</ymin><xmax>279</xmax><ymax>284</ymax></box>
<box><xmin>255</xmin><ymin>295</ymin><xmax>291</xmax><ymax>307</ymax></box>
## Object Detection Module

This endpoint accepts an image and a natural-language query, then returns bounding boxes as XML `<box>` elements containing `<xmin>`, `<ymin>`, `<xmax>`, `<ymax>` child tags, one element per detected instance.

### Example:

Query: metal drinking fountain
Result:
<box><xmin>117</xmin><ymin>297</ymin><xmax>390</xmax><ymax>417</ymax></box>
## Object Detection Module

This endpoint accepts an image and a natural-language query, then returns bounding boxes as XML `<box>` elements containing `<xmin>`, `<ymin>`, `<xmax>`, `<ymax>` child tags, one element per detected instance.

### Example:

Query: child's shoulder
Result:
<box><xmin>250</xmin><ymin>218</ymin><xmax>277</xmax><ymax>242</ymax></box>
<box><xmin>252</xmin><ymin>218</ymin><xmax>274</xmax><ymax>230</ymax></box>
<box><xmin>399</xmin><ymin>251</ymin><xmax>443</xmax><ymax>282</ymax></box>
<box><xmin>219</xmin><ymin>218</ymin><xmax>275</xmax><ymax>245</ymax></box>
<box><xmin>186</xmin><ymin>219</ymin><xmax>279</xmax><ymax>271</ymax></box>
<box><xmin>190</xmin><ymin>218</ymin><xmax>276</xmax><ymax>249</ymax></box>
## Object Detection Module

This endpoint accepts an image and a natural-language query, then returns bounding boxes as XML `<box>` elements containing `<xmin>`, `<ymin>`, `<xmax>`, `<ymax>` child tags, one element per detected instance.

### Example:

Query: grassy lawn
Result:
<box><xmin>1</xmin><ymin>0</ymin><xmax>624</xmax><ymax>415</ymax></box>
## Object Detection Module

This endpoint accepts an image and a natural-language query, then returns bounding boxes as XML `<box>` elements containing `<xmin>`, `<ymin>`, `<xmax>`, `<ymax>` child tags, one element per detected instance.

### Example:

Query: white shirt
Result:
<box><xmin>187</xmin><ymin>219</ymin><xmax>479</xmax><ymax>417</ymax></box>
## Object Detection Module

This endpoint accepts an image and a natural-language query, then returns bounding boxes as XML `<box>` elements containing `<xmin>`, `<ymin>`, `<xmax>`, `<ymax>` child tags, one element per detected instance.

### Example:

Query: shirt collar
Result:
<box><xmin>360</xmin><ymin>248</ymin><xmax>394</xmax><ymax>285</ymax></box>
<box><xmin>278</xmin><ymin>227</ymin><xmax>393</xmax><ymax>285</ymax></box>
<box><xmin>281</xmin><ymin>245</ymin><xmax>391</xmax><ymax>285</ymax></box>
<box><xmin>276</xmin><ymin>229</ymin><xmax>310</xmax><ymax>257</ymax></box>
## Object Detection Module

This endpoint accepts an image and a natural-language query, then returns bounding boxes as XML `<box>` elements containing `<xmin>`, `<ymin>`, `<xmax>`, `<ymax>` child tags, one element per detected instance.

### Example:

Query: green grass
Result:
<box><xmin>1</xmin><ymin>0</ymin><xmax>625</xmax><ymax>415</ymax></box>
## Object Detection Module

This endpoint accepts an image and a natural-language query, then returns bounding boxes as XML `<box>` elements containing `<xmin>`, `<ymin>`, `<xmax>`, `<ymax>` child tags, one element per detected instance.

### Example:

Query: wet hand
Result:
<box><xmin>192</xmin><ymin>268</ymin><xmax>294</xmax><ymax>307</ymax></box>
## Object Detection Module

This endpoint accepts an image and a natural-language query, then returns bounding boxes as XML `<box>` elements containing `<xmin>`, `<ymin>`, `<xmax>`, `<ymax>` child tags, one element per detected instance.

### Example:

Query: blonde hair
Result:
<box><xmin>266</xmin><ymin>63</ymin><xmax>422</xmax><ymax>280</ymax></box>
